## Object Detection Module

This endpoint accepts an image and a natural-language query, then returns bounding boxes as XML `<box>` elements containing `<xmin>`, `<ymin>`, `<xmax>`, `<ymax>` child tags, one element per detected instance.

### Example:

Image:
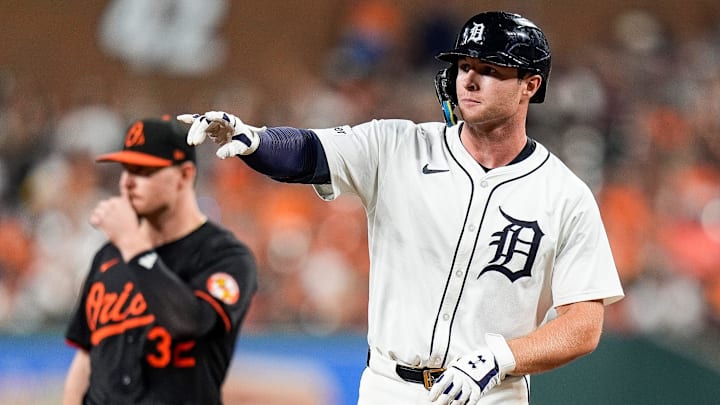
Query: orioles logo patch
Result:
<box><xmin>207</xmin><ymin>272</ymin><xmax>240</xmax><ymax>305</ymax></box>
<box><xmin>125</xmin><ymin>121</ymin><xmax>145</xmax><ymax>147</ymax></box>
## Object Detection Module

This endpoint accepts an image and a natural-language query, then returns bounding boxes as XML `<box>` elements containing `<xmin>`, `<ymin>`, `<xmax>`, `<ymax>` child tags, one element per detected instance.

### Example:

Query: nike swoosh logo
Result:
<box><xmin>422</xmin><ymin>164</ymin><xmax>449</xmax><ymax>174</ymax></box>
<box><xmin>100</xmin><ymin>258</ymin><xmax>120</xmax><ymax>273</ymax></box>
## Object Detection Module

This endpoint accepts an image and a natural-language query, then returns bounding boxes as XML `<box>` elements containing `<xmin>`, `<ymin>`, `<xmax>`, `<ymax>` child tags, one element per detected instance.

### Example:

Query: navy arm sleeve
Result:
<box><xmin>240</xmin><ymin>127</ymin><xmax>331</xmax><ymax>184</ymax></box>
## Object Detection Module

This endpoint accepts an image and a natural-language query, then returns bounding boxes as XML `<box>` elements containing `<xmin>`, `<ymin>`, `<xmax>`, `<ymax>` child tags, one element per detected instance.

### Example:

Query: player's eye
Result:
<box><xmin>479</xmin><ymin>66</ymin><xmax>498</xmax><ymax>76</ymax></box>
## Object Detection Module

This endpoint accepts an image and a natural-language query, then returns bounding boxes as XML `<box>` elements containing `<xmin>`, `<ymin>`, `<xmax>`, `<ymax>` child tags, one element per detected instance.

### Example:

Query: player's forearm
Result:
<box><xmin>241</xmin><ymin>127</ymin><xmax>330</xmax><ymax>183</ymax></box>
<box><xmin>127</xmin><ymin>251</ymin><xmax>216</xmax><ymax>338</ymax></box>
<box><xmin>63</xmin><ymin>350</ymin><xmax>90</xmax><ymax>405</ymax></box>
<box><xmin>506</xmin><ymin>300</ymin><xmax>604</xmax><ymax>375</ymax></box>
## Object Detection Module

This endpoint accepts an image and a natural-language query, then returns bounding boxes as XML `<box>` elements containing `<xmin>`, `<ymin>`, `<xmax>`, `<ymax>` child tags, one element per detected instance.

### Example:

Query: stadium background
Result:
<box><xmin>2</xmin><ymin>0</ymin><xmax>720</xmax><ymax>403</ymax></box>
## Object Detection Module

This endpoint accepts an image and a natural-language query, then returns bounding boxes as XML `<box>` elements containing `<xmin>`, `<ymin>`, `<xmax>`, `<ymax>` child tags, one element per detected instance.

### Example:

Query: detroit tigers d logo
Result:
<box><xmin>478</xmin><ymin>208</ymin><xmax>544</xmax><ymax>282</ymax></box>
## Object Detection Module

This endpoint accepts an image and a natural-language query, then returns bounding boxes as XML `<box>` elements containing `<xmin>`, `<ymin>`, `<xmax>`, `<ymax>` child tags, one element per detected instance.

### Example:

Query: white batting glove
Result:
<box><xmin>428</xmin><ymin>334</ymin><xmax>516</xmax><ymax>405</ymax></box>
<box><xmin>177</xmin><ymin>111</ymin><xmax>265</xmax><ymax>159</ymax></box>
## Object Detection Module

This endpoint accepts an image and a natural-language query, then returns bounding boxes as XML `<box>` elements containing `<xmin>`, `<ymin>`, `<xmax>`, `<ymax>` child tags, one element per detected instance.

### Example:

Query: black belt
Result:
<box><xmin>367</xmin><ymin>350</ymin><xmax>445</xmax><ymax>390</ymax></box>
<box><xmin>396</xmin><ymin>364</ymin><xmax>446</xmax><ymax>390</ymax></box>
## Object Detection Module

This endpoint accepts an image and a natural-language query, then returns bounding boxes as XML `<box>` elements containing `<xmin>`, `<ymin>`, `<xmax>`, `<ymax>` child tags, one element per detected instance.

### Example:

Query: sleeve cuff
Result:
<box><xmin>485</xmin><ymin>333</ymin><xmax>516</xmax><ymax>378</ymax></box>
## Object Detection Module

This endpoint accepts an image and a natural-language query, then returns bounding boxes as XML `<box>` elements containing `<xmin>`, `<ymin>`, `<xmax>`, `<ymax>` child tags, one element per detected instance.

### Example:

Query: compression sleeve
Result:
<box><xmin>240</xmin><ymin>127</ymin><xmax>331</xmax><ymax>184</ymax></box>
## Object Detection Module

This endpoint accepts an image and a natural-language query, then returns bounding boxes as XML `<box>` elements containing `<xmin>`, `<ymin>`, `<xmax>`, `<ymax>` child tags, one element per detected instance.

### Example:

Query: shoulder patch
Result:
<box><xmin>206</xmin><ymin>272</ymin><xmax>240</xmax><ymax>305</ymax></box>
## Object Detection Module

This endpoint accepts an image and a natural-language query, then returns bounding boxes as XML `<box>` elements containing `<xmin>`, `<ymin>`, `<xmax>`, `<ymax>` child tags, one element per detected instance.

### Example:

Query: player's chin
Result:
<box><xmin>138</xmin><ymin>203</ymin><xmax>169</xmax><ymax>219</ymax></box>
<box><xmin>127</xmin><ymin>196</ymin><xmax>142</xmax><ymax>209</ymax></box>
<box><xmin>128</xmin><ymin>199</ymin><xmax>151</xmax><ymax>216</ymax></box>
<box><xmin>456</xmin><ymin>109</ymin><xmax>485</xmax><ymax>124</ymax></box>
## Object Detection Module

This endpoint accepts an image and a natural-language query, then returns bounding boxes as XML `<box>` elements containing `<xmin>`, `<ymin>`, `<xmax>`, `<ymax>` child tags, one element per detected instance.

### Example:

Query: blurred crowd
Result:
<box><xmin>1</xmin><ymin>2</ymin><xmax>720</xmax><ymax>352</ymax></box>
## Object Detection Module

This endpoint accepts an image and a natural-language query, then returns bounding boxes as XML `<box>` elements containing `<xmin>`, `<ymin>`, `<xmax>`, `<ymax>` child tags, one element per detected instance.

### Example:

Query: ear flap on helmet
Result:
<box><xmin>434</xmin><ymin>66</ymin><xmax>458</xmax><ymax>127</ymax></box>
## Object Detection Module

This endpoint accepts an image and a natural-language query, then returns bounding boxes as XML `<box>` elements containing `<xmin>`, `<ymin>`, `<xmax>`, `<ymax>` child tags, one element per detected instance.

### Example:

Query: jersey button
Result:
<box><xmin>468</xmin><ymin>224</ymin><xmax>476</xmax><ymax>232</ymax></box>
<box><xmin>122</xmin><ymin>375</ymin><xmax>132</xmax><ymax>385</ymax></box>
<box><xmin>455</xmin><ymin>271</ymin><xmax>463</xmax><ymax>278</ymax></box>
<box><xmin>480</xmin><ymin>181</ymin><xmax>489</xmax><ymax>188</ymax></box>
<box><xmin>442</xmin><ymin>313</ymin><xmax>450</xmax><ymax>321</ymax></box>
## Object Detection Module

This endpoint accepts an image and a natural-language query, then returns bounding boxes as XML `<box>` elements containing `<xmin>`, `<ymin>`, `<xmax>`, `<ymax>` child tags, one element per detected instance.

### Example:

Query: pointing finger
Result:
<box><xmin>119</xmin><ymin>184</ymin><xmax>130</xmax><ymax>200</ymax></box>
<box><xmin>176</xmin><ymin>114</ymin><xmax>198</xmax><ymax>124</ymax></box>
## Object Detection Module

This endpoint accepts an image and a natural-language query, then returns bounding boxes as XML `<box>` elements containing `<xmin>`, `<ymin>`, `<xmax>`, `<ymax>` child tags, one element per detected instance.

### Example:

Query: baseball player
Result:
<box><xmin>63</xmin><ymin>117</ymin><xmax>257</xmax><ymax>405</ymax></box>
<box><xmin>179</xmin><ymin>11</ymin><xmax>624</xmax><ymax>405</ymax></box>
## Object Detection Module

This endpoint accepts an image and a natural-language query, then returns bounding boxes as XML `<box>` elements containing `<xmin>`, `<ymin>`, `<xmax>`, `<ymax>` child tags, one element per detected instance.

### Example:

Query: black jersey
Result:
<box><xmin>65</xmin><ymin>221</ymin><xmax>257</xmax><ymax>405</ymax></box>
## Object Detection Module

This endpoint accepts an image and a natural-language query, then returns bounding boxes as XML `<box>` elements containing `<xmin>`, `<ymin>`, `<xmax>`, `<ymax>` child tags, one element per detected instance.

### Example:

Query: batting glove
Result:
<box><xmin>177</xmin><ymin>111</ymin><xmax>265</xmax><ymax>159</ymax></box>
<box><xmin>428</xmin><ymin>334</ymin><xmax>516</xmax><ymax>405</ymax></box>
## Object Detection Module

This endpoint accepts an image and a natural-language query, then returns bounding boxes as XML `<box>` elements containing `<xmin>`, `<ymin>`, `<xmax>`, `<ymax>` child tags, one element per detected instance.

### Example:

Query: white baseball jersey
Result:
<box><xmin>311</xmin><ymin>119</ymin><xmax>624</xmax><ymax>403</ymax></box>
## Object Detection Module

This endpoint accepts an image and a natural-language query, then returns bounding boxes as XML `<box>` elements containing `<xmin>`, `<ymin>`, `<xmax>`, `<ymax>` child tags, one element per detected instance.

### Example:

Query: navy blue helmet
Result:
<box><xmin>434</xmin><ymin>11</ymin><xmax>552</xmax><ymax>125</ymax></box>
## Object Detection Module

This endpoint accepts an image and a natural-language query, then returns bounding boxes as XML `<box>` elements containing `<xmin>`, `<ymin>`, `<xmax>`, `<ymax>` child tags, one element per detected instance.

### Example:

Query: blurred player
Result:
<box><xmin>63</xmin><ymin>117</ymin><xmax>257</xmax><ymax>405</ymax></box>
<box><xmin>179</xmin><ymin>11</ymin><xmax>624</xmax><ymax>405</ymax></box>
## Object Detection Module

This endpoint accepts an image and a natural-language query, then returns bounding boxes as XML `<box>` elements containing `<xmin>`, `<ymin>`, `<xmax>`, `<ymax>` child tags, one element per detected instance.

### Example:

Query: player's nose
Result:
<box><xmin>462</xmin><ymin>75</ymin><xmax>479</xmax><ymax>92</ymax></box>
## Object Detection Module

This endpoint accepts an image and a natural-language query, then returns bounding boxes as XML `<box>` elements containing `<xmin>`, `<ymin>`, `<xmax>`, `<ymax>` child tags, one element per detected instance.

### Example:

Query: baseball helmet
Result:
<box><xmin>434</xmin><ymin>11</ymin><xmax>552</xmax><ymax>125</ymax></box>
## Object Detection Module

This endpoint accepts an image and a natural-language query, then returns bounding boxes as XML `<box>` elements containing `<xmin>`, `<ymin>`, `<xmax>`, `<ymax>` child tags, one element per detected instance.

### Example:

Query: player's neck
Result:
<box><xmin>460</xmin><ymin>123</ymin><xmax>528</xmax><ymax>169</ymax></box>
<box><xmin>142</xmin><ymin>197</ymin><xmax>207</xmax><ymax>247</ymax></box>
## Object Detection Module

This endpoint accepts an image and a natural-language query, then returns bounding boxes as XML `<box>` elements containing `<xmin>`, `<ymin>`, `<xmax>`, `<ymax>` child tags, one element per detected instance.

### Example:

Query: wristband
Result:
<box><xmin>485</xmin><ymin>333</ymin><xmax>516</xmax><ymax>378</ymax></box>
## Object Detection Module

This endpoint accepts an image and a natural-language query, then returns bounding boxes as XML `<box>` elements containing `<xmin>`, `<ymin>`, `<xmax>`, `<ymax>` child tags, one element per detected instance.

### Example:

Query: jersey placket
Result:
<box><xmin>429</xmin><ymin>170</ymin><xmax>493</xmax><ymax>367</ymax></box>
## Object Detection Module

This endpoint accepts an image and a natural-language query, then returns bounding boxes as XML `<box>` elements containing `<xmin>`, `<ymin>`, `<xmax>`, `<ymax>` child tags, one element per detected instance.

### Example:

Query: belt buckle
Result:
<box><xmin>422</xmin><ymin>368</ymin><xmax>446</xmax><ymax>390</ymax></box>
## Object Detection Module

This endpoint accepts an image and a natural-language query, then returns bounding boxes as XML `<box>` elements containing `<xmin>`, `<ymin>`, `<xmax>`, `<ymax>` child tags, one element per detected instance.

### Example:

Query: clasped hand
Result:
<box><xmin>428</xmin><ymin>348</ymin><xmax>502</xmax><ymax>405</ymax></box>
<box><xmin>428</xmin><ymin>334</ymin><xmax>516</xmax><ymax>405</ymax></box>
